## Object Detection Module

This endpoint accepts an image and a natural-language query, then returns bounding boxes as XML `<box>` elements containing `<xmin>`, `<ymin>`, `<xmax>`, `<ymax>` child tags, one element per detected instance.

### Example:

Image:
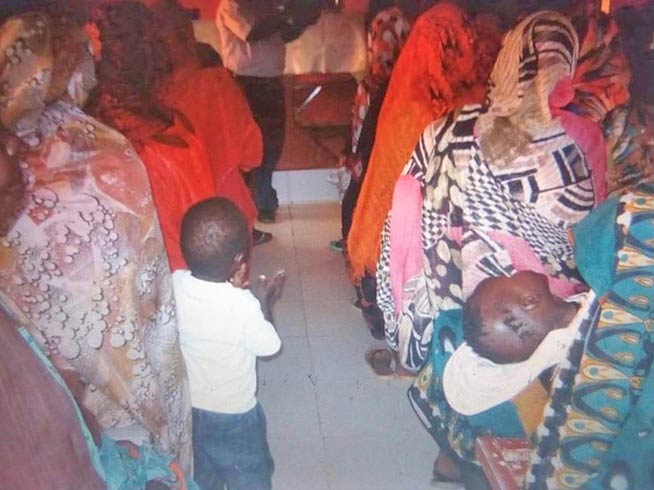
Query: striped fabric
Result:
<box><xmin>476</xmin><ymin>11</ymin><xmax>579</xmax><ymax>169</ymax></box>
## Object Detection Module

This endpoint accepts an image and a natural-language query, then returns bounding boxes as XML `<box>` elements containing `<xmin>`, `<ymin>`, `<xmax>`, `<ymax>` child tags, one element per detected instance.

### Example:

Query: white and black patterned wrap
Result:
<box><xmin>477</xmin><ymin>10</ymin><xmax>579</xmax><ymax>168</ymax></box>
<box><xmin>379</xmin><ymin>100</ymin><xmax>596</xmax><ymax>371</ymax></box>
<box><xmin>377</xmin><ymin>11</ymin><xmax>593</xmax><ymax>372</ymax></box>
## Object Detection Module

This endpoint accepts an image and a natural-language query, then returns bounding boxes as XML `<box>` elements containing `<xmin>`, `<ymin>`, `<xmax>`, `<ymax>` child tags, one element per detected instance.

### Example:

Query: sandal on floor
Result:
<box><xmin>365</xmin><ymin>348</ymin><xmax>394</xmax><ymax>378</ymax></box>
<box><xmin>364</xmin><ymin>349</ymin><xmax>416</xmax><ymax>381</ymax></box>
<box><xmin>253</xmin><ymin>229</ymin><xmax>273</xmax><ymax>246</ymax></box>
<box><xmin>329</xmin><ymin>239</ymin><xmax>344</xmax><ymax>253</ymax></box>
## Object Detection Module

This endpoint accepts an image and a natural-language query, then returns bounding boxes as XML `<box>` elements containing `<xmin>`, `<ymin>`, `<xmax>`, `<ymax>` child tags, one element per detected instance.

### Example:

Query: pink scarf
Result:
<box><xmin>550</xmin><ymin>76</ymin><xmax>608</xmax><ymax>202</ymax></box>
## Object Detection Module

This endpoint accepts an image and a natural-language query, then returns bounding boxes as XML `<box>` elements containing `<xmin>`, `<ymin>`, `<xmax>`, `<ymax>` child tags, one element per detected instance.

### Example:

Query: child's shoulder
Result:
<box><xmin>172</xmin><ymin>270</ymin><xmax>255</xmax><ymax>303</ymax></box>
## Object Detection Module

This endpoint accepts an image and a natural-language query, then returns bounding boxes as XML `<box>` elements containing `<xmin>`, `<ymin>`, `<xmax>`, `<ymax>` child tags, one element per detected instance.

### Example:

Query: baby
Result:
<box><xmin>462</xmin><ymin>271</ymin><xmax>579</xmax><ymax>364</ymax></box>
<box><xmin>172</xmin><ymin>197</ymin><xmax>284</xmax><ymax>490</ymax></box>
<box><xmin>443</xmin><ymin>270</ymin><xmax>587</xmax><ymax>418</ymax></box>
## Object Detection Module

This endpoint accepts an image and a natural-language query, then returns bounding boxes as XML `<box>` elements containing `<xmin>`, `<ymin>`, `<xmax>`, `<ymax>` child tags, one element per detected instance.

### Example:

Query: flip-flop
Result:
<box><xmin>252</xmin><ymin>229</ymin><xmax>273</xmax><ymax>246</ymax></box>
<box><xmin>365</xmin><ymin>348</ymin><xmax>394</xmax><ymax>378</ymax></box>
<box><xmin>365</xmin><ymin>348</ymin><xmax>416</xmax><ymax>381</ymax></box>
<box><xmin>329</xmin><ymin>239</ymin><xmax>344</xmax><ymax>253</ymax></box>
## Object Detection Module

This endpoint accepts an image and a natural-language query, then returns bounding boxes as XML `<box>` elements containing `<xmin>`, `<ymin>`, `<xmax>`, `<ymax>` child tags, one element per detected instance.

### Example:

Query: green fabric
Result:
<box><xmin>19</xmin><ymin>327</ymin><xmax>200</xmax><ymax>490</ymax></box>
<box><xmin>572</xmin><ymin>196</ymin><xmax>619</xmax><ymax>297</ymax></box>
<box><xmin>408</xmin><ymin>309</ymin><xmax>525</xmax><ymax>465</ymax></box>
<box><xmin>99</xmin><ymin>436</ymin><xmax>200</xmax><ymax>490</ymax></box>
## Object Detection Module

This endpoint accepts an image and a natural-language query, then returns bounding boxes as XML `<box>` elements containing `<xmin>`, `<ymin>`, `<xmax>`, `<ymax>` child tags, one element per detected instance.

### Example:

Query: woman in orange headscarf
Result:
<box><xmin>347</xmin><ymin>3</ymin><xmax>502</xmax><ymax>279</ymax></box>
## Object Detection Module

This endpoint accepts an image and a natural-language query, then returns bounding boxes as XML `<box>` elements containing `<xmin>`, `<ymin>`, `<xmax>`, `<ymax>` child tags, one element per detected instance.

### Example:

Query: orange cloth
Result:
<box><xmin>347</xmin><ymin>3</ymin><xmax>501</xmax><ymax>278</ymax></box>
<box><xmin>137</xmin><ymin>117</ymin><xmax>217</xmax><ymax>271</ymax></box>
<box><xmin>160</xmin><ymin>66</ymin><xmax>263</xmax><ymax>227</ymax></box>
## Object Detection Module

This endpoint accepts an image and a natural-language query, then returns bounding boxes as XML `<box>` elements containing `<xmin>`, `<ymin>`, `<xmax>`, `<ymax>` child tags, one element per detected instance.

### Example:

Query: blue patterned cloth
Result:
<box><xmin>529</xmin><ymin>180</ymin><xmax>654</xmax><ymax>489</ymax></box>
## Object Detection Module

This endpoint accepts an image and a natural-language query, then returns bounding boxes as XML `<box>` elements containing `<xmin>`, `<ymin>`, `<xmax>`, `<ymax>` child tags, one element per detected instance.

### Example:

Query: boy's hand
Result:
<box><xmin>253</xmin><ymin>270</ymin><xmax>286</xmax><ymax>323</ymax></box>
<box><xmin>230</xmin><ymin>261</ymin><xmax>249</xmax><ymax>289</ymax></box>
<box><xmin>256</xmin><ymin>269</ymin><xmax>286</xmax><ymax>305</ymax></box>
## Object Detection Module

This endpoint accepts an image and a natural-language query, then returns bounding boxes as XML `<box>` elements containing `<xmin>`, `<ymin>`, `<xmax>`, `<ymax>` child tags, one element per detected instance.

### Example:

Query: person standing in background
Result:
<box><xmin>216</xmin><ymin>0</ymin><xmax>320</xmax><ymax>223</ymax></box>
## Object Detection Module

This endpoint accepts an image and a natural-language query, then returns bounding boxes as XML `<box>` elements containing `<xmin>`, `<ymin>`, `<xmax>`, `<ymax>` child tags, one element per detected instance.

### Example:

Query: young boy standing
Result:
<box><xmin>172</xmin><ymin>197</ymin><xmax>284</xmax><ymax>490</ymax></box>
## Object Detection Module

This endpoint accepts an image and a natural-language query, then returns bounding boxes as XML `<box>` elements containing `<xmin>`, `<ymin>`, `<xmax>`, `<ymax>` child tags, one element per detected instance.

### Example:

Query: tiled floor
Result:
<box><xmin>252</xmin><ymin>202</ymin><xmax>439</xmax><ymax>490</ymax></box>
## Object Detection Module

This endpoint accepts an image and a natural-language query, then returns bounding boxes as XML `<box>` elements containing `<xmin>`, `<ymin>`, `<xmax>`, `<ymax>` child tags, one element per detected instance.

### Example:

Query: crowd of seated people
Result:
<box><xmin>1</xmin><ymin>0</ymin><xmax>653</xmax><ymax>489</ymax></box>
<box><xmin>339</xmin><ymin>0</ymin><xmax>654</xmax><ymax>489</ymax></box>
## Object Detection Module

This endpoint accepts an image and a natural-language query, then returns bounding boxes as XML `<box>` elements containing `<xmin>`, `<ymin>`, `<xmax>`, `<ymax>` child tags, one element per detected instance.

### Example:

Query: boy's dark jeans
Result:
<box><xmin>192</xmin><ymin>403</ymin><xmax>273</xmax><ymax>490</ymax></box>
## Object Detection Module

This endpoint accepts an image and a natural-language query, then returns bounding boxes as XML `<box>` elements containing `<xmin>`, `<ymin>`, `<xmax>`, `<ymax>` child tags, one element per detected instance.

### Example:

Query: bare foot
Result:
<box><xmin>433</xmin><ymin>451</ymin><xmax>462</xmax><ymax>482</ymax></box>
<box><xmin>393</xmin><ymin>353</ymin><xmax>416</xmax><ymax>379</ymax></box>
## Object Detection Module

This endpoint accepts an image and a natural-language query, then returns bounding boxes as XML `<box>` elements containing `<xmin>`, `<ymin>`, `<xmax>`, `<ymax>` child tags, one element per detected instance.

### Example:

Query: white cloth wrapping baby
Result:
<box><xmin>443</xmin><ymin>292</ymin><xmax>594</xmax><ymax>416</ymax></box>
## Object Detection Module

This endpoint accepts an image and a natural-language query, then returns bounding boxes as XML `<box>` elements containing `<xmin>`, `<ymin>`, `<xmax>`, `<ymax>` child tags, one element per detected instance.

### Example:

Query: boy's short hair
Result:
<box><xmin>180</xmin><ymin>198</ymin><xmax>249</xmax><ymax>280</ymax></box>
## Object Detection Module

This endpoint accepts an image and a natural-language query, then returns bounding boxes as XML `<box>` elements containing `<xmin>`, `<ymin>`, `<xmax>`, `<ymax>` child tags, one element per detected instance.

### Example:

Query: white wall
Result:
<box><xmin>273</xmin><ymin>169</ymin><xmax>341</xmax><ymax>204</ymax></box>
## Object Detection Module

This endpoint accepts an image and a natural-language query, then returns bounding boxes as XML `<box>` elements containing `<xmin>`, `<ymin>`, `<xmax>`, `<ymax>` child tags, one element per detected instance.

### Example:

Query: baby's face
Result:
<box><xmin>472</xmin><ymin>271</ymin><xmax>566</xmax><ymax>363</ymax></box>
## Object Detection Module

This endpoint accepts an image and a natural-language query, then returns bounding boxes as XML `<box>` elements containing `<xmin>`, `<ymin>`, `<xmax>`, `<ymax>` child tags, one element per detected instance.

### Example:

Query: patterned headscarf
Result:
<box><xmin>350</xmin><ymin>6</ymin><xmax>410</xmax><ymax>157</ymax></box>
<box><xmin>476</xmin><ymin>11</ymin><xmax>579</xmax><ymax>168</ymax></box>
<box><xmin>0</xmin><ymin>12</ymin><xmax>53</xmax><ymax>129</ymax></box>
<box><xmin>567</xmin><ymin>16</ymin><xmax>630</xmax><ymax>123</ymax></box>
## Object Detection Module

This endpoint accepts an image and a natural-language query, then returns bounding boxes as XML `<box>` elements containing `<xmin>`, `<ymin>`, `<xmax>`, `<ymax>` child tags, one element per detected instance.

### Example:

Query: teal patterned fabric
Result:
<box><xmin>19</xmin><ymin>327</ymin><xmax>200</xmax><ymax>490</ymax></box>
<box><xmin>572</xmin><ymin>196</ymin><xmax>619</xmax><ymax>298</ymax></box>
<box><xmin>409</xmin><ymin>310</ymin><xmax>525</xmax><ymax>464</ymax></box>
<box><xmin>18</xmin><ymin>327</ymin><xmax>107</xmax><ymax>482</ymax></box>
<box><xmin>529</xmin><ymin>180</ymin><xmax>654</xmax><ymax>489</ymax></box>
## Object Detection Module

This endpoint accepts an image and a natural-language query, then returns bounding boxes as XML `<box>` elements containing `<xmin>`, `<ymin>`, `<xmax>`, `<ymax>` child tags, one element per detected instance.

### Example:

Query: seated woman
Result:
<box><xmin>379</xmin><ymin>8</ymin><xmax>631</xmax><ymax>371</ymax></box>
<box><xmin>335</xmin><ymin>2</ymin><xmax>411</xmax><ymax>338</ymax></box>
<box><xmin>333</xmin><ymin>0</ymin><xmax>411</xmax><ymax>254</ymax></box>
<box><xmin>90</xmin><ymin>1</ymin><xmax>219</xmax><ymax>271</ymax></box>
<box><xmin>346</xmin><ymin>2</ymin><xmax>502</xmax><ymax>340</ymax></box>
<box><xmin>153</xmin><ymin>0</ymin><xmax>269</xmax><ymax>244</ymax></box>
<box><xmin>374</xmin><ymin>8</ymin><xmax>631</xmax><ymax>485</ymax></box>
<box><xmin>0</xmin><ymin>11</ymin><xmax>192</xmax><ymax>470</ymax></box>
<box><xmin>604</xmin><ymin>6</ymin><xmax>654</xmax><ymax>194</ymax></box>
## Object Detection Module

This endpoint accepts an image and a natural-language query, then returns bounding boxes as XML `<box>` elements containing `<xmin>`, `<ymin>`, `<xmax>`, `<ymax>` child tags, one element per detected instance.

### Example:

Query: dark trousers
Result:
<box><xmin>237</xmin><ymin>75</ymin><xmax>285</xmax><ymax>214</ymax></box>
<box><xmin>341</xmin><ymin>176</ymin><xmax>360</xmax><ymax>240</ymax></box>
<box><xmin>192</xmin><ymin>404</ymin><xmax>273</xmax><ymax>490</ymax></box>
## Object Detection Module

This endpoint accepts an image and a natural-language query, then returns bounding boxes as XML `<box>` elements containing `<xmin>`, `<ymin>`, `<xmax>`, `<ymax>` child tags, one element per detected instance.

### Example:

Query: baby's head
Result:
<box><xmin>462</xmin><ymin>271</ymin><xmax>576</xmax><ymax>364</ymax></box>
<box><xmin>180</xmin><ymin>198</ymin><xmax>250</xmax><ymax>283</ymax></box>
